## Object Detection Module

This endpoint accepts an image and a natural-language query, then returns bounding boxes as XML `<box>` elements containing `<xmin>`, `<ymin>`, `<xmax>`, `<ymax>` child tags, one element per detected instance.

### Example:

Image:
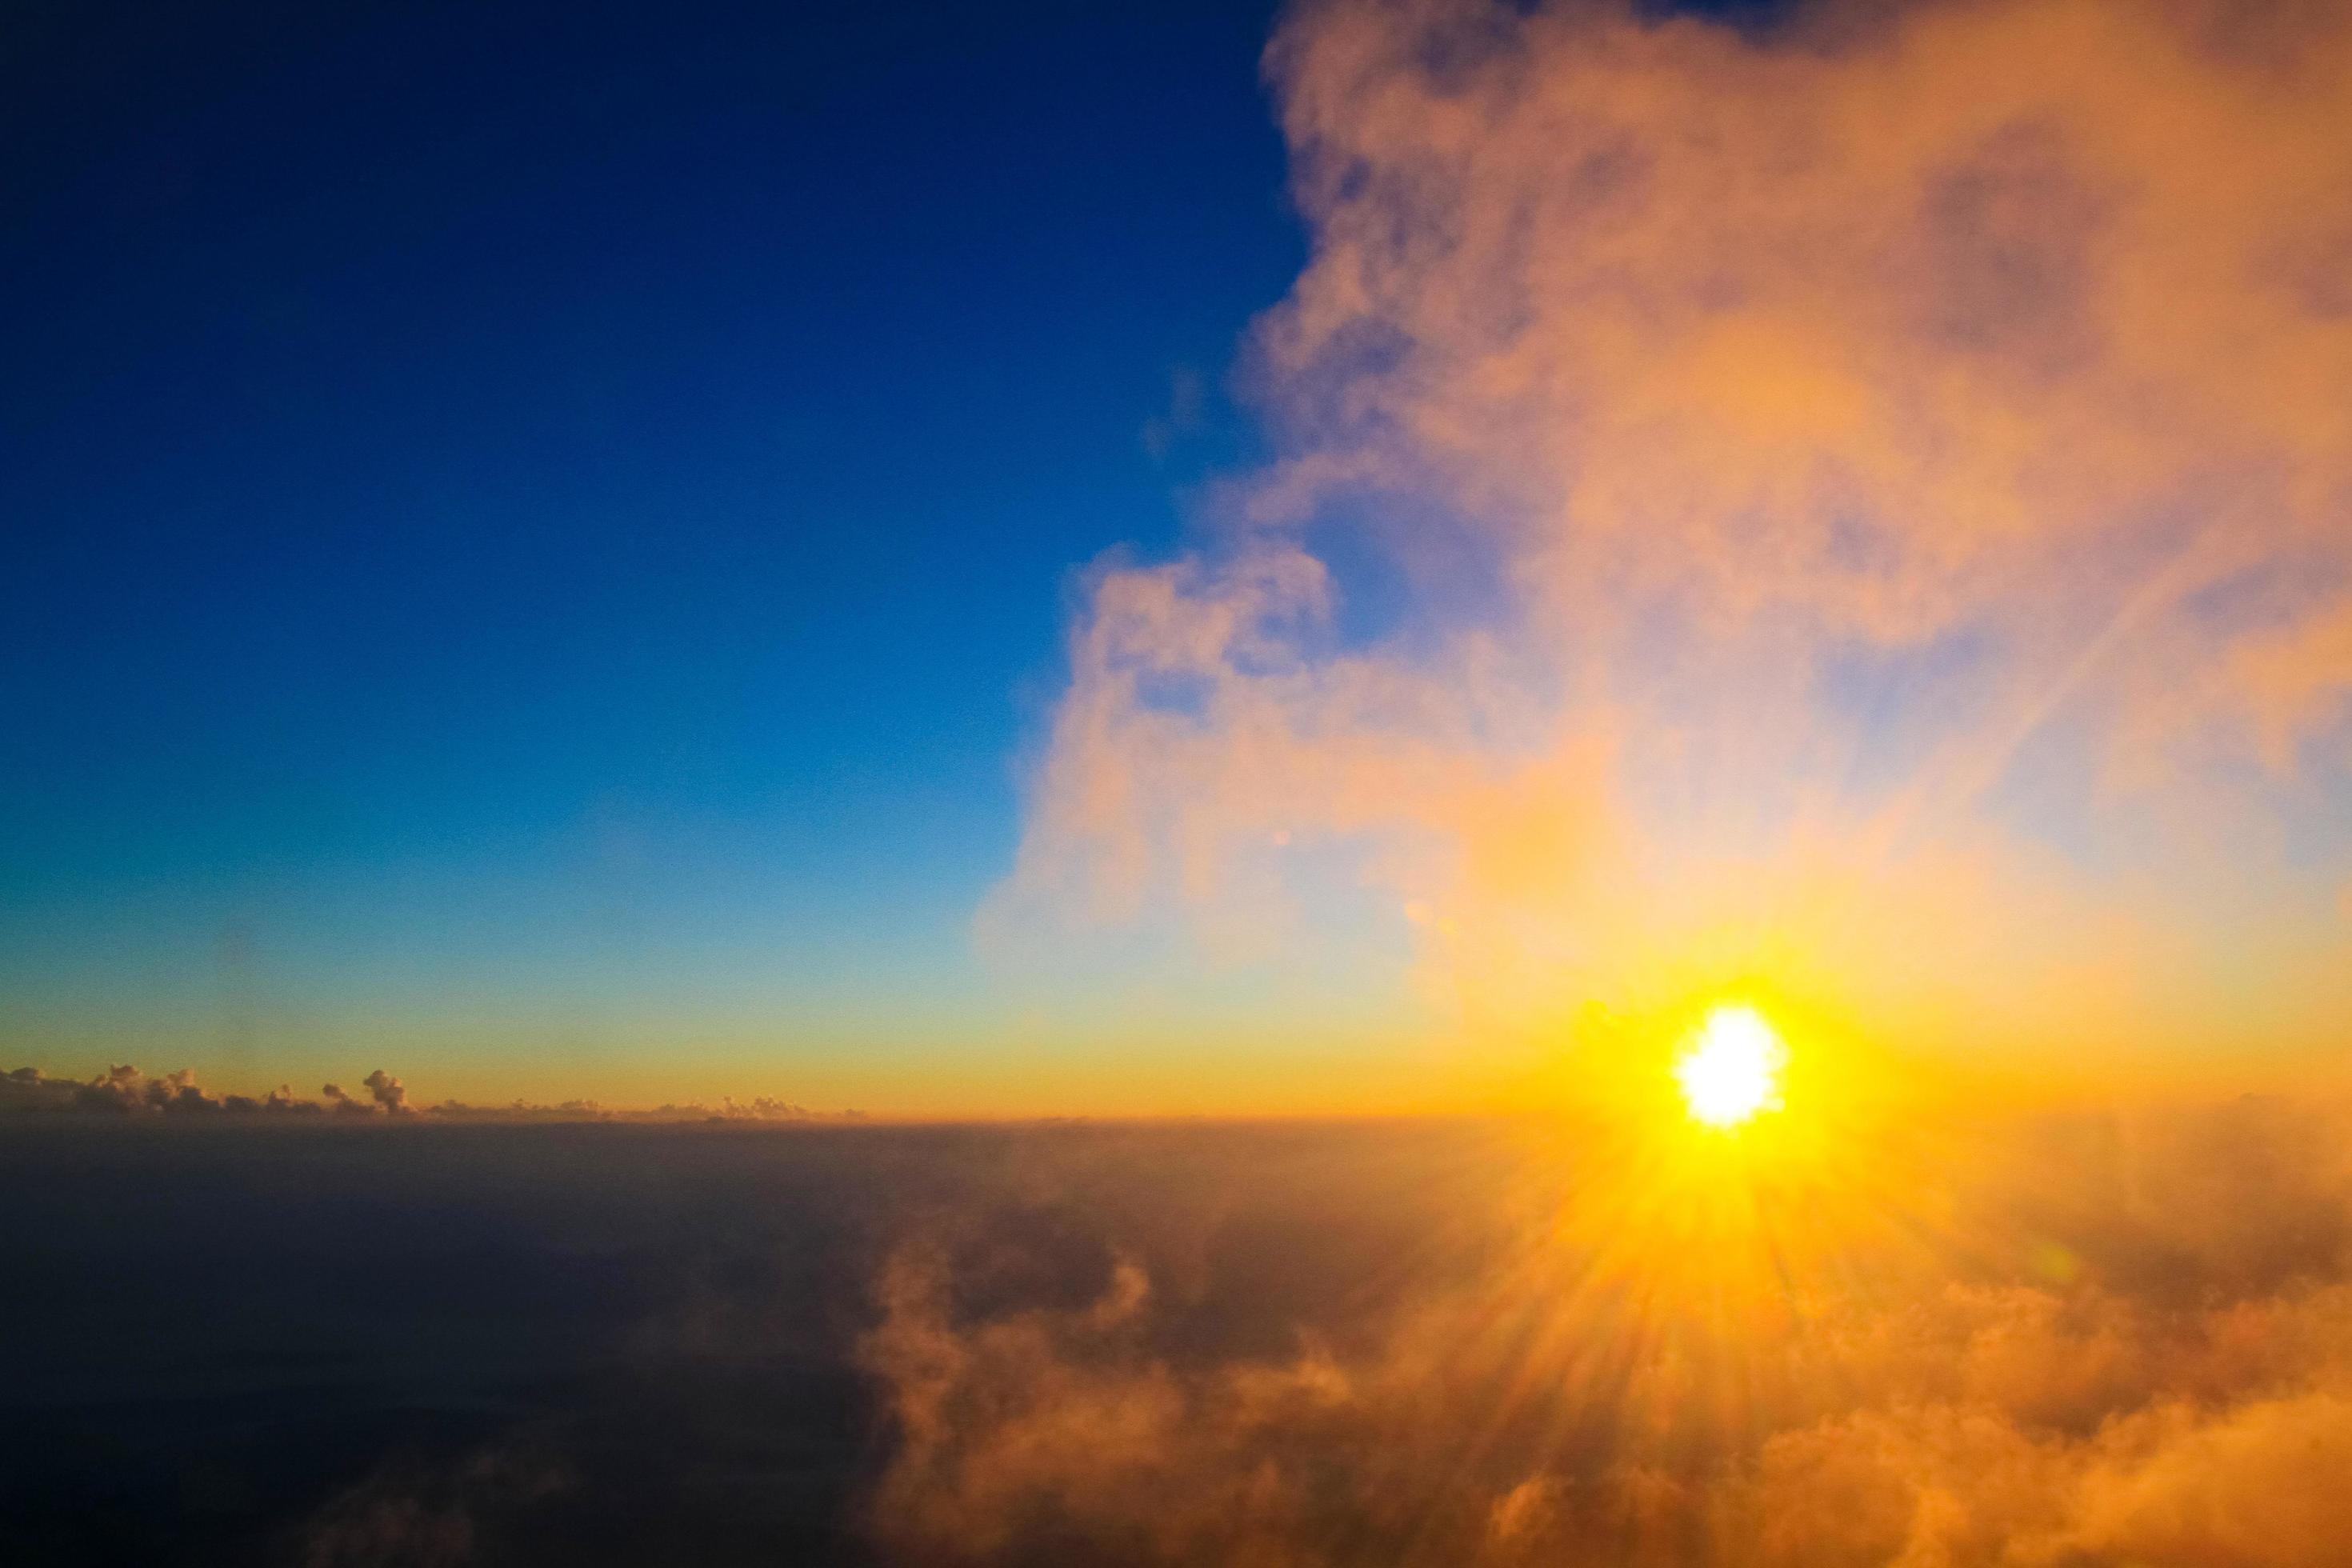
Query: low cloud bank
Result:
<box><xmin>0</xmin><ymin>1062</ymin><xmax>330</xmax><ymax>1117</ymax></box>
<box><xmin>0</xmin><ymin>1063</ymin><xmax>862</xmax><ymax>1122</ymax></box>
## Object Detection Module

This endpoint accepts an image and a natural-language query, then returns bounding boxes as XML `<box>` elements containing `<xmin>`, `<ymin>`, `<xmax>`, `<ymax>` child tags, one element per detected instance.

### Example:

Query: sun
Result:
<box><xmin>1674</xmin><ymin>1004</ymin><xmax>1788</xmax><ymax>1128</ymax></box>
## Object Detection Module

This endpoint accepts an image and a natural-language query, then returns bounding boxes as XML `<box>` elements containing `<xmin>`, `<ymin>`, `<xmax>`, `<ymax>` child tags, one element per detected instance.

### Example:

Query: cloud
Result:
<box><xmin>297</xmin><ymin>1442</ymin><xmax>570</xmax><ymax>1568</ymax></box>
<box><xmin>362</xmin><ymin>1069</ymin><xmax>414</xmax><ymax>1115</ymax></box>
<box><xmin>2</xmin><ymin>1062</ymin><xmax>268</xmax><ymax>1115</ymax></box>
<box><xmin>12</xmin><ymin>1077</ymin><xmax>2352</xmax><ymax>1565</ymax></box>
<box><xmin>855</xmin><ymin>1096</ymin><xmax>2352</xmax><ymax>1566</ymax></box>
<box><xmin>0</xmin><ymin>1064</ymin><xmax>862</xmax><ymax>1122</ymax></box>
<box><xmin>990</xmin><ymin>0</ymin><xmax>2352</xmax><ymax>1066</ymax></box>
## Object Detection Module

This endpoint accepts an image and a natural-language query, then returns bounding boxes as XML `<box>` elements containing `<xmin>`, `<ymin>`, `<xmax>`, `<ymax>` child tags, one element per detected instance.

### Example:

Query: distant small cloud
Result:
<box><xmin>362</xmin><ymin>1068</ymin><xmax>414</xmax><ymax>1116</ymax></box>
<box><xmin>0</xmin><ymin>1062</ymin><xmax>862</xmax><ymax>1124</ymax></box>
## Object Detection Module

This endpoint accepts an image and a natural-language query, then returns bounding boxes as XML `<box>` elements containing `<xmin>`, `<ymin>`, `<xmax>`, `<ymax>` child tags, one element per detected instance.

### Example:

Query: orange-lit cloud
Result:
<box><xmin>858</xmin><ymin>1098</ymin><xmax>2352</xmax><ymax>1566</ymax></box>
<box><xmin>991</xmin><ymin>0</ymin><xmax>2352</xmax><ymax>1078</ymax></box>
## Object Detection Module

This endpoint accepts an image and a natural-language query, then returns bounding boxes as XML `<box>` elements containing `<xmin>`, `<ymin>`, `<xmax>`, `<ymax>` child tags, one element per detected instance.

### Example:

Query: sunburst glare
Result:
<box><xmin>1674</xmin><ymin>1004</ymin><xmax>1787</xmax><ymax>1128</ymax></box>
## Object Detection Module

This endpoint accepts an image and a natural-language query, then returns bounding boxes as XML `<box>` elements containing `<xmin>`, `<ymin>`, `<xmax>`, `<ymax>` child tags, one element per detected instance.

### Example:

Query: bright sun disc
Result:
<box><xmin>1674</xmin><ymin>1005</ymin><xmax>1787</xmax><ymax>1128</ymax></box>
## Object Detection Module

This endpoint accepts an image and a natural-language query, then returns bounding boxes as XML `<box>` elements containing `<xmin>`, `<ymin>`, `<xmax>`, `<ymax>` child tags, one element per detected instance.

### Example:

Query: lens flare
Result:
<box><xmin>1674</xmin><ymin>1005</ymin><xmax>1787</xmax><ymax>1128</ymax></box>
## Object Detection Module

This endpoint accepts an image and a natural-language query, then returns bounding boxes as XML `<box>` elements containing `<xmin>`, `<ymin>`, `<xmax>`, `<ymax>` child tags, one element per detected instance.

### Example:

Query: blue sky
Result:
<box><xmin>1</xmin><ymin>0</ymin><xmax>1307</xmax><ymax>1098</ymax></box>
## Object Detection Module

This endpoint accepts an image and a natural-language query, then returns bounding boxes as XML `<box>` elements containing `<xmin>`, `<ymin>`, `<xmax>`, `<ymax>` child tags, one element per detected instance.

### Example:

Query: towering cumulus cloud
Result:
<box><xmin>993</xmin><ymin>0</ymin><xmax>2352</xmax><ymax>1070</ymax></box>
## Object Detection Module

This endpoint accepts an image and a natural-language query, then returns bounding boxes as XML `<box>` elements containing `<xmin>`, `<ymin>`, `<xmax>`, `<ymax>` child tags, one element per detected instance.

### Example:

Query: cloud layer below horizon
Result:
<box><xmin>861</xmin><ymin>1099</ymin><xmax>2352</xmax><ymax>1566</ymax></box>
<box><xmin>991</xmin><ymin>0</ymin><xmax>2352</xmax><ymax>1082</ymax></box>
<box><xmin>14</xmin><ymin>1091</ymin><xmax>2352</xmax><ymax>1566</ymax></box>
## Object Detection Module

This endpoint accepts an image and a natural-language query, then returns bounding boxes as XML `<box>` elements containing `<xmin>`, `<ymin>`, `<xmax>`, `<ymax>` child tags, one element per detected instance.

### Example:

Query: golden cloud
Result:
<box><xmin>990</xmin><ymin>0</ymin><xmax>2352</xmax><ymax>1073</ymax></box>
<box><xmin>858</xmin><ymin>1098</ymin><xmax>2352</xmax><ymax>1566</ymax></box>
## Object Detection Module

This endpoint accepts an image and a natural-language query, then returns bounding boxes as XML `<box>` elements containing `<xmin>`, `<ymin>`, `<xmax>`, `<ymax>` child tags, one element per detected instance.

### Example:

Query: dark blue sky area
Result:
<box><xmin>2</xmin><ymin>0</ymin><xmax>1296</xmax><ymax>999</ymax></box>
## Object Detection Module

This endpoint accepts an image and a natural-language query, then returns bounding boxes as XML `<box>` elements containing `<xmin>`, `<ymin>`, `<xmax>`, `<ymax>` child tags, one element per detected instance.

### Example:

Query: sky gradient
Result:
<box><xmin>3</xmin><ymin>0</ymin><xmax>1335</xmax><ymax>1111</ymax></box>
<box><xmin>7</xmin><ymin>0</ymin><xmax>2351</xmax><ymax>1114</ymax></box>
